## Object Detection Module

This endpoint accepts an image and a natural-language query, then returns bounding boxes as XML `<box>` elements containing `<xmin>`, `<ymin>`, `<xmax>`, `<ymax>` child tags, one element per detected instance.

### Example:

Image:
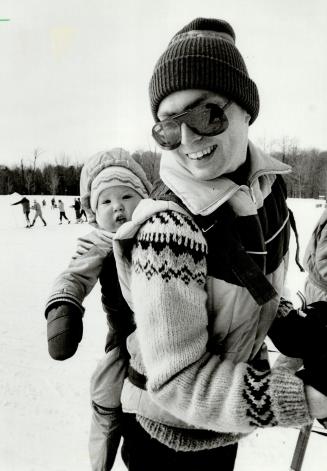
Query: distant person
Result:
<box><xmin>302</xmin><ymin>207</ymin><xmax>327</xmax><ymax>429</ymax></box>
<box><xmin>71</xmin><ymin>197</ymin><xmax>82</xmax><ymax>223</ymax></box>
<box><xmin>30</xmin><ymin>199</ymin><xmax>47</xmax><ymax>227</ymax></box>
<box><xmin>51</xmin><ymin>197</ymin><xmax>56</xmax><ymax>209</ymax></box>
<box><xmin>11</xmin><ymin>196</ymin><xmax>31</xmax><ymax>228</ymax></box>
<box><xmin>272</xmin><ymin>206</ymin><xmax>327</xmax><ymax>429</ymax></box>
<box><xmin>44</xmin><ymin>149</ymin><xmax>152</xmax><ymax>471</ymax></box>
<box><xmin>80</xmin><ymin>206</ymin><xmax>88</xmax><ymax>222</ymax></box>
<box><xmin>58</xmin><ymin>200</ymin><xmax>70</xmax><ymax>224</ymax></box>
<box><xmin>78</xmin><ymin>198</ymin><xmax>88</xmax><ymax>222</ymax></box>
<box><xmin>302</xmin><ymin>207</ymin><xmax>327</xmax><ymax>303</ymax></box>
<box><xmin>42</xmin><ymin>199</ymin><xmax>46</xmax><ymax>207</ymax></box>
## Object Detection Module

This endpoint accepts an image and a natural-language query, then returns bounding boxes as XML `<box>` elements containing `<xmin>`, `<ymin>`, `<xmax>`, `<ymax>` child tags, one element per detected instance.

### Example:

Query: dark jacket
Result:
<box><xmin>12</xmin><ymin>197</ymin><xmax>30</xmax><ymax>214</ymax></box>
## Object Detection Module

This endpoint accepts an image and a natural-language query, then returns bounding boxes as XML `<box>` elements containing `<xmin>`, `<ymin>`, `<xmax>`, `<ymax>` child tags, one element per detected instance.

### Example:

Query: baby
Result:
<box><xmin>44</xmin><ymin>148</ymin><xmax>152</xmax><ymax>470</ymax></box>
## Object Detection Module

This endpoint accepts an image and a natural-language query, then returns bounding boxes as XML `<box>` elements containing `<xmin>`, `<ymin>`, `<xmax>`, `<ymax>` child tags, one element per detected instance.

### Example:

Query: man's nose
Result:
<box><xmin>180</xmin><ymin>122</ymin><xmax>202</xmax><ymax>147</ymax></box>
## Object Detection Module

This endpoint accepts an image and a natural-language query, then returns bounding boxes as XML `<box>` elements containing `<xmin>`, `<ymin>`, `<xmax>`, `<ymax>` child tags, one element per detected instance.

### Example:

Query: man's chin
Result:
<box><xmin>188</xmin><ymin>163</ymin><xmax>223</xmax><ymax>181</ymax></box>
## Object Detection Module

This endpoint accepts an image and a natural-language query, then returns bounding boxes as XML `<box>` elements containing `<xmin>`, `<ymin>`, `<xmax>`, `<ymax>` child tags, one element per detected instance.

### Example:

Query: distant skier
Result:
<box><xmin>80</xmin><ymin>207</ymin><xmax>88</xmax><ymax>222</ymax></box>
<box><xmin>30</xmin><ymin>199</ymin><xmax>47</xmax><ymax>227</ymax></box>
<box><xmin>71</xmin><ymin>197</ymin><xmax>81</xmax><ymax>223</ymax></box>
<box><xmin>11</xmin><ymin>196</ymin><xmax>31</xmax><ymax>228</ymax></box>
<box><xmin>58</xmin><ymin>200</ymin><xmax>70</xmax><ymax>224</ymax></box>
<box><xmin>51</xmin><ymin>197</ymin><xmax>56</xmax><ymax>209</ymax></box>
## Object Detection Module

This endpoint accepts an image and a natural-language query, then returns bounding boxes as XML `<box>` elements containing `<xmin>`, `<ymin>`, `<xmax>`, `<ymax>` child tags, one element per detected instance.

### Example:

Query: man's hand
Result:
<box><xmin>268</xmin><ymin>301</ymin><xmax>327</xmax><ymax>360</ymax></box>
<box><xmin>305</xmin><ymin>385</ymin><xmax>327</xmax><ymax>419</ymax></box>
<box><xmin>46</xmin><ymin>303</ymin><xmax>83</xmax><ymax>360</ymax></box>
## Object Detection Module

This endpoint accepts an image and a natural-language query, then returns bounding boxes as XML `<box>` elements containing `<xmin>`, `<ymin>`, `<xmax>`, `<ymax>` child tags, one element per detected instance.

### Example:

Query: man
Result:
<box><xmin>12</xmin><ymin>196</ymin><xmax>31</xmax><ymax>228</ymax></box>
<box><xmin>113</xmin><ymin>18</ymin><xmax>327</xmax><ymax>470</ymax></box>
<box><xmin>72</xmin><ymin>197</ymin><xmax>82</xmax><ymax>223</ymax></box>
<box><xmin>30</xmin><ymin>199</ymin><xmax>47</xmax><ymax>227</ymax></box>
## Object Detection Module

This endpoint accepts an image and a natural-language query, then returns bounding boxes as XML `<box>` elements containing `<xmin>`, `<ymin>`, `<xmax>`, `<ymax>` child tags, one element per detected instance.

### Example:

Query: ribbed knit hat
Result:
<box><xmin>90</xmin><ymin>166</ymin><xmax>149</xmax><ymax>213</ymax></box>
<box><xmin>80</xmin><ymin>148</ymin><xmax>152</xmax><ymax>225</ymax></box>
<box><xmin>149</xmin><ymin>18</ymin><xmax>259</xmax><ymax>124</ymax></box>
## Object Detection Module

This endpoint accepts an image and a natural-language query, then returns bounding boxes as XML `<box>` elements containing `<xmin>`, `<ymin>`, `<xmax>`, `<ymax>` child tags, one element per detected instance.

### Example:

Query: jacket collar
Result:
<box><xmin>160</xmin><ymin>141</ymin><xmax>291</xmax><ymax>216</ymax></box>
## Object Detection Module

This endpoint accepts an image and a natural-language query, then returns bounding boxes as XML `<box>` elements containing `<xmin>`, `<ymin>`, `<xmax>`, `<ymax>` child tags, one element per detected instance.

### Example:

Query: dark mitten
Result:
<box><xmin>268</xmin><ymin>301</ymin><xmax>327</xmax><ymax>360</ymax></box>
<box><xmin>46</xmin><ymin>303</ymin><xmax>83</xmax><ymax>360</ymax></box>
<box><xmin>318</xmin><ymin>417</ymin><xmax>327</xmax><ymax>429</ymax></box>
<box><xmin>296</xmin><ymin>362</ymin><xmax>327</xmax><ymax>397</ymax></box>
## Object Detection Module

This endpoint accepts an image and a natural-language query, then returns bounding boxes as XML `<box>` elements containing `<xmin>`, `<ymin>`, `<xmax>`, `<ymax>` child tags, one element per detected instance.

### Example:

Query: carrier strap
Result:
<box><xmin>288</xmin><ymin>208</ymin><xmax>305</xmax><ymax>272</ymax></box>
<box><xmin>128</xmin><ymin>366</ymin><xmax>147</xmax><ymax>390</ymax></box>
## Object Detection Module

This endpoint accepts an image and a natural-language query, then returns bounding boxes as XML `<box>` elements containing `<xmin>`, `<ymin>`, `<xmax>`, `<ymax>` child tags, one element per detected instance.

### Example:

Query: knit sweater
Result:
<box><xmin>113</xmin><ymin>143</ymin><xmax>313</xmax><ymax>451</ymax></box>
<box><xmin>114</xmin><ymin>203</ymin><xmax>311</xmax><ymax>451</ymax></box>
<box><xmin>114</xmin><ymin>200</ymin><xmax>311</xmax><ymax>450</ymax></box>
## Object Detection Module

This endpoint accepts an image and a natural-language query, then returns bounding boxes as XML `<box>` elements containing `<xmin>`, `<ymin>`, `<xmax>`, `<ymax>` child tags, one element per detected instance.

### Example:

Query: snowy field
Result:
<box><xmin>1</xmin><ymin>194</ymin><xmax>327</xmax><ymax>471</ymax></box>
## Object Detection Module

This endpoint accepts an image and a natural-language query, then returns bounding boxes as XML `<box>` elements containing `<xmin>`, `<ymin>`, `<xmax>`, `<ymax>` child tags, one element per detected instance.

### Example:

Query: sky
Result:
<box><xmin>0</xmin><ymin>0</ymin><xmax>327</xmax><ymax>167</ymax></box>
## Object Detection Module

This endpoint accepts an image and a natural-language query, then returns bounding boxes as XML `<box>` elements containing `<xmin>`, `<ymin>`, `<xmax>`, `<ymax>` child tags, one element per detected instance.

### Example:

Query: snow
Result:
<box><xmin>1</xmin><ymin>195</ymin><xmax>327</xmax><ymax>470</ymax></box>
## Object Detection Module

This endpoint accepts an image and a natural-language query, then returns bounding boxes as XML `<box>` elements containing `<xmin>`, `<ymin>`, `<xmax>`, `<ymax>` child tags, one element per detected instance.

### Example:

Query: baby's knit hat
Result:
<box><xmin>149</xmin><ymin>17</ymin><xmax>259</xmax><ymax>124</ymax></box>
<box><xmin>90</xmin><ymin>166</ymin><xmax>149</xmax><ymax>213</ymax></box>
<box><xmin>80</xmin><ymin>148</ymin><xmax>152</xmax><ymax>225</ymax></box>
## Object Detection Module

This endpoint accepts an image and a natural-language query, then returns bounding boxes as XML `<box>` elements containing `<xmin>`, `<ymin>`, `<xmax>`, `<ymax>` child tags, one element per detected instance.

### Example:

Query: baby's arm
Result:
<box><xmin>45</xmin><ymin>230</ymin><xmax>113</xmax><ymax>360</ymax></box>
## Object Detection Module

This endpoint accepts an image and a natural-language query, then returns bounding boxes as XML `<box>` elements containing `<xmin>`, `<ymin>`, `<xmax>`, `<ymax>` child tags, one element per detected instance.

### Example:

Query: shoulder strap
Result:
<box><xmin>152</xmin><ymin>180</ymin><xmax>278</xmax><ymax>305</ymax></box>
<box><xmin>150</xmin><ymin>179</ymin><xmax>189</xmax><ymax>212</ymax></box>
<box><xmin>196</xmin><ymin>203</ymin><xmax>277</xmax><ymax>306</ymax></box>
<box><xmin>288</xmin><ymin>208</ymin><xmax>304</xmax><ymax>272</ymax></box>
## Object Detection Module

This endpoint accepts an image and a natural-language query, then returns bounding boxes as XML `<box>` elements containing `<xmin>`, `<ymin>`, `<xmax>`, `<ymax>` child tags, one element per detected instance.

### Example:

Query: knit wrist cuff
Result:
<box><xmin>45</xmin><ymin>293</ymin><xmax>85</xmax><ymax>318</ymax></box>
<box><xmin>270</xmin><ymin>368</ymin><xmax>312</xmax><ymax>427</ymax></box>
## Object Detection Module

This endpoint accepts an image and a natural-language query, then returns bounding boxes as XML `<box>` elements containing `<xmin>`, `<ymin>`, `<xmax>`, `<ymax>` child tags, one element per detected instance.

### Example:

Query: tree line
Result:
<box><xmin>269</xmin><ymin>139</ymin><xmax>327</xmax><ymax>199</ymax></box>
<box><xmin>0</xmin><ymin>150</ymin><xmax>161</xmax><ymax>196</ymax></box>
<box><xmin>0</xmin><ymin>143</ymin><xmax>326</xmax><ymax>198</ymax></box>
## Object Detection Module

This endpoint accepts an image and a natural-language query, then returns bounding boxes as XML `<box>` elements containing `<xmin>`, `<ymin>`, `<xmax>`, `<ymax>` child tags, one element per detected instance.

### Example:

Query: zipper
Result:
<box><xmin>248</xmin><ymin>167</ymin><xmax>291</xmax><ymax>187</ymax></box>
<box><xmin>249</xmin><ymin>186</ymin><xmax>257</xmax><ymax>205</ymax></box>
<box><xmin>246</xmin><ymin>165</ymin><xmax>292</xmax><ymax>205</ymax></box>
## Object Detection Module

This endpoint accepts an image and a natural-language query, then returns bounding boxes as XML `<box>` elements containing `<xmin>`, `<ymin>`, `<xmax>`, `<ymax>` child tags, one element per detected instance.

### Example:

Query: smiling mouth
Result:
<box><xmin>186</xmin><ymin>145</ymin><xmax>217</xmax><ymax>160</ymax></box>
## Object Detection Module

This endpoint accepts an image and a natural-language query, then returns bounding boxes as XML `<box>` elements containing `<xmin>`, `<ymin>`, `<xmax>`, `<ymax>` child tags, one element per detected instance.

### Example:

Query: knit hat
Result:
<box><xmin>80</xmin><ymin>148</ymin><xmax>152</xmax><ymax>225</ymax></box>
<box><xmin>90</xmin><ymin>166</ymin><xmax>149</xmax><ymax>212</ymax></box>
<box><xmin>149</xmin><ymin>17</ymin><xmax>259</xmax><ymax>124</ymax></box>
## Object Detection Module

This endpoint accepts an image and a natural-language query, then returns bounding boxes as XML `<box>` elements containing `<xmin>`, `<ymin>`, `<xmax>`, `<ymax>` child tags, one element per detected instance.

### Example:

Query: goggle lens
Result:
<box><xmin>152</xmin><ymin>101</ymin><xmax>231</xmax><ymax>150</ymax></box>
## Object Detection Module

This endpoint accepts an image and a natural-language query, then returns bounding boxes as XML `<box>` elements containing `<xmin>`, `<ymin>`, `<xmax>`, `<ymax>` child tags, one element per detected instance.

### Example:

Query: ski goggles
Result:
<box><xmin>152</xmin><ymin>100</ymin><xmax>232</xmax><ymax>150</ymax></box>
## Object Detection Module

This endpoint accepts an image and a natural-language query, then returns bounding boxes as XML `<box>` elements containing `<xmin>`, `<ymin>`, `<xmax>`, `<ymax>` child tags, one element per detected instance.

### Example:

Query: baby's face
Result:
<box><xmin>95</xmin><ymin>185</ymin><xmax>142</xmax><ymax>232</ymax></box>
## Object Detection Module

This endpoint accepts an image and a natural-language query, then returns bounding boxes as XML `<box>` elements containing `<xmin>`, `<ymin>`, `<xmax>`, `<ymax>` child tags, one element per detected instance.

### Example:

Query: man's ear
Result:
<box><xmin>244</xmin><ymin>112</ymin><xmax>251</xmax><ymax>124</ymax></box>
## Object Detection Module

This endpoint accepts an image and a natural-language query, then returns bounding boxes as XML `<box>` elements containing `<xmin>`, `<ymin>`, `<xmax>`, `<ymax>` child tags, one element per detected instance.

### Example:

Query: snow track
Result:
<box><xmin>1</xmin><ymin>196</ymin><xmax>326</xmax><ymax>470</ymax></box>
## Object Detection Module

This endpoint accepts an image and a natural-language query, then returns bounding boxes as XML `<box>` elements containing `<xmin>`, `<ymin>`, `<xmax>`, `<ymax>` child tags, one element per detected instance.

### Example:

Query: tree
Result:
<box><xmin>272</xmin><ymin>137</ymin><xmax>327</xmax><ymax>199</ymax></box>
<box><xmin>20</xmin><ymin>159</ymin><xmax>26</xmax><ymax>192</ymax></box>
<box><xmin>131</xmin><ymin>149</ymin><xmax>161</xmax><ymax>184</ymax></box>
<box><xmin>25</xmin><ymin>168</ymin><xmax>34</xmax><ymax>194</ymax></box>
<box><xmin>32</xmin><ymin>148</ymin><xmax>43</xmax><ymax>193</ymax></box>
<box><xmin>44</xmin><ymin>166</ymin><xmax>60</xmax><ymax>195</ymax></box>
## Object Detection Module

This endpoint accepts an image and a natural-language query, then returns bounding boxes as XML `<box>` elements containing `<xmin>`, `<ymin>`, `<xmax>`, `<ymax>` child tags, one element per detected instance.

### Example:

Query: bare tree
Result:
<box><xmin>32</xmin><ymin>148</ymin><xmax>43</xmax><ymax>193</ymax></box>
<box><xmin>132</xmin><ymin>149</ymin><xmax>161</xmax><ymax>184</ymax></box>
<box><xmin>55</xmin><ymin>153</ymin><xmax>71</xmax><ymax>167</ymax></box>
<box><xmin>44</xmin><ymin>166</ymin><xmax>60</xmax><ymax>195</ymax></box>
<box><xmin>20</xmin><ymin>159</ymin><xmax>26</xmax><ymax>191</ymax></box>
<box><xmin>25</xmin><ymin>168</ymin><xmax>34</xmax><ymax>194</ymax></box>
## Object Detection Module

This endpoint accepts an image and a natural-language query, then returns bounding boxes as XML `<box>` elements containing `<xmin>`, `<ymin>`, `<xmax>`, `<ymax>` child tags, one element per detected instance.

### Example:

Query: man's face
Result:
<box><xmin>157</xmin><ymin>89</ymin><xmax>250</xmax><ymax>181</ymax></box>
<box><xmin>95</xmin><ymin>185</ymin><xmax>142</xmax><ymax>232</ymax></box>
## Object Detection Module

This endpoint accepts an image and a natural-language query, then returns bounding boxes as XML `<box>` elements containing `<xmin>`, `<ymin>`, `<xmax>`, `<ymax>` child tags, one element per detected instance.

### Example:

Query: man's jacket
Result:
<box><xmin>112</xmin><ymin>142</ymin><xmax>311</xmax><ymax>451</ymax></box>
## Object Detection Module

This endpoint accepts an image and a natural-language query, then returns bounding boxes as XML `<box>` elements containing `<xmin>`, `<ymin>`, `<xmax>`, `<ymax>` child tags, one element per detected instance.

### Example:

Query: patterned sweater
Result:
<box><xmin>114</xmin><ymin>205</ymin><xmax>311</xmax><ymax>451</ymax></box>
<box><xmin>113</xmin><ymin>143</ymin><xmax>313</xmax><ymax>451</ymax></box>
